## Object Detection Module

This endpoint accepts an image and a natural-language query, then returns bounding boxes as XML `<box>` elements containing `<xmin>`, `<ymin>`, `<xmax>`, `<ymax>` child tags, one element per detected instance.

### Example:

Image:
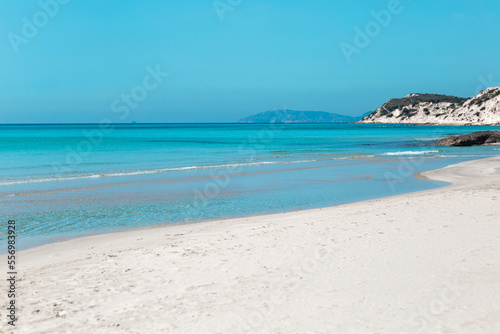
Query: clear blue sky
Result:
<box><xmin>1</xmin><ymin>0</ymin><xmax>499</xmax><ymax>123</ymax></box>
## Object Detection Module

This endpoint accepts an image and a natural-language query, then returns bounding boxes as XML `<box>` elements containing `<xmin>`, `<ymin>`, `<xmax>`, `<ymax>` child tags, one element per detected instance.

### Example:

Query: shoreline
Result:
<box><xmin>2</xmin><ymin>156</ymin><xmax>499</xmax><ymax>333</ymax></box>
<box><xmin>13</xmin><ymin>156</ymin><xmax>498</xmax><ymax>254</ymax></box>
<box><xmin>6</xmin><ymin>156</ymin><xmax>443</xmax><ymax>252</ymax></box>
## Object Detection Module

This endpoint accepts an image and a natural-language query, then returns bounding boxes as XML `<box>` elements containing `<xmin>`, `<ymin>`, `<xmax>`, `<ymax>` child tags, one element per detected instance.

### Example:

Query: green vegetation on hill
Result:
<box><xmin>469</xmin><ymin>88</ymin><xmax>500</xmax><ymax>106</ymax></box>
<box><xmin>378</xmin><ymin>94</ymin><xmax>468</xmax><ymax>116</ymax></box>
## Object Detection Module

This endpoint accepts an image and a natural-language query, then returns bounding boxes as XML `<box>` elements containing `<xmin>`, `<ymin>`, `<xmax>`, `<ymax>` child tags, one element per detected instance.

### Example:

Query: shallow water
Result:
<box><xmin>1</xmin><ymin>123</ymin><xmax>499</xmax><ymax>249</ymax></box>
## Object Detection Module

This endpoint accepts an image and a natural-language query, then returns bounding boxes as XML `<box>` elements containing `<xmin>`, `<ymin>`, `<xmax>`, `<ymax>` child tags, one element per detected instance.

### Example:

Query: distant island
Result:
<box><xmin>238</xmin><ymin>110</ymin><xmax>371</xmax><ymax>124</ymax></box>
<box><xmin>360</xmin><ymin>87</ymin><xmax>500</xmax><ymax>125</ymax></box>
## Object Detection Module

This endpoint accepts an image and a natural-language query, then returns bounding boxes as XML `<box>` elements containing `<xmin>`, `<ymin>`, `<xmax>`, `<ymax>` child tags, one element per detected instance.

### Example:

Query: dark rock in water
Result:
<box><xmin>436</xmin><ymin>131</ymin><xmax>500</xmax><ymax>146</ymax></box>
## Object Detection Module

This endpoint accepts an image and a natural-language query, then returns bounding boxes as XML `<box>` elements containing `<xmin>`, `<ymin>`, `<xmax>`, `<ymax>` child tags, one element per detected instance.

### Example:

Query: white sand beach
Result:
<box><xmin>1</xmin><ymin>157</ymin><xmax>500</xmax><ymax>333</ymax></box>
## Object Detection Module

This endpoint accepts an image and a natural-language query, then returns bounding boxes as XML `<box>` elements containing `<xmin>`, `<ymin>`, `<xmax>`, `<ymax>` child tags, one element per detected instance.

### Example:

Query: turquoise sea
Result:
<box><xmin>1</xmin><ymin>123</ymin><xmax>500</xmax><ymax>249</ymax></box>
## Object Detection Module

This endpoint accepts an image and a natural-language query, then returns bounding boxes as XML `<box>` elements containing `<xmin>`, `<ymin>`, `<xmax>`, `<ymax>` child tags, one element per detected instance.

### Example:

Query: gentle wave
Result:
<box><xmin>0</xmin><ymin>160</ymin><xmax>317</xmax><ymax>186</ymax></box>
<box><xmin>382</xmin><ymin>150</ymin><xmax>440</xmax><ymax>156</ymax></box>
<box><xmin>411</xmin><ymin>137</ymin><xmax>439</xmax><ymax>140</ymax></box>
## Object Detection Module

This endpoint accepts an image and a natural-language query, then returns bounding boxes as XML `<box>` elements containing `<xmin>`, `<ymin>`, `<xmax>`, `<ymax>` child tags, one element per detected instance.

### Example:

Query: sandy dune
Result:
<box><xmin>1</xmin><ymin>157</ymin><xmax>500</xmax><ymax>333</ymax></box>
